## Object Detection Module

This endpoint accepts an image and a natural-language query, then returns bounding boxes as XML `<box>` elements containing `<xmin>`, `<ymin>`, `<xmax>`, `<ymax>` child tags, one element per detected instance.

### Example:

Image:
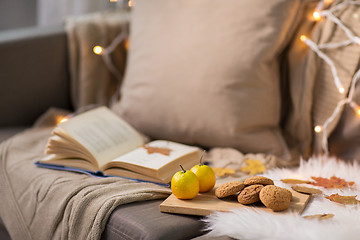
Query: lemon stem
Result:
<box><xmin>199</xmin><ymin>150</ymin><xmax>206</xmax><ymax>165</ymax></box>
<box><xmin>180</xmin><ymin>165</ymin><xmax>186</xmax><ymax>173</ymax></box>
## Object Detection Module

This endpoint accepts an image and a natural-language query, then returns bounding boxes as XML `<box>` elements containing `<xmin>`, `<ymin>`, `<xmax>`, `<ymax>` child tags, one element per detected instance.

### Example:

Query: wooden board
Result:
<box><xmin>160</xmin><ymin>188</ymin><xmax>310</xmax><ymax>216</ymax></box>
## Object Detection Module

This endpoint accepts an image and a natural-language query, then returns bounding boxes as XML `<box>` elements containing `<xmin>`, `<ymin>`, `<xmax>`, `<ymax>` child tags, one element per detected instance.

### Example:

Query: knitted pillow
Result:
<box><xmin>283</xmin><ymin>0</ymin><xmax>360</xmax><ymax>159</ymax></box>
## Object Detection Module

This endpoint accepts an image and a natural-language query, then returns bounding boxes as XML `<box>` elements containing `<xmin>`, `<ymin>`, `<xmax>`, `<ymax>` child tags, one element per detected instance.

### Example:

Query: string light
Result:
<box><xmin>315</xmin><ymin>0</ymin><xmax>334</xmax><ymax>11</ymax></box>
<box><xmin>93</xmin><ymin>46</ymin><xmax>104</xmax><ymax>55</ymax></box>
<box><xmin>314</xmin><ymin>125</ymin><xmax>323</xmax><ymax>133</ymax></box>
<box><xmin>301</xmin><ymin>35</ymin><xmax>345</xmax><ymax>94</ymax></box>
<box><xmin>124</xmin><ymin>37</ymin><xmax>130</xmax><ymax>50</ymax></box>
<box><xmin>128</xmin><ymin>0</ymin><xmax>135</xmax><ymax>7</ymax></box>
<box><xmin>109</xmin><ymin>0</ymin><xmax>134</xmax><ymax>6</ymax></box>
<box><xmin>301</xmin><ymin>0</ymin><xmax>360</xmax><ymax>156</ymax></box>
<box><xmin>313</xmin><ymin>11</ymin><xmax>322</xmax><ymax>21</ymax></box>
<box><xmin>93</xmin><ymin>23</ymin><xmax>129</xmax><ymax>104</ymax></box>
<box><xmin>324</xmin><ymin>0</ymin><xmax>333</xmax><ymax>4</ymax></box>
<box><xmin>338</xmin><ymin>87</ymin><xmax>345</xmax><ymax>94</ymax></box>
<box><xmin>300</xmin><ymin>35</ymin><xmax>307</xmax><ymax>42</ymax></box>
<box><xmin>350</xmin><ymin>102</ymin><xmax>360</xmax><ymax>116</ymax></box>
<box><xmin>57</xmin><ymin>116</ymin><xmax>69</xmax><ymax>124</ymax></box>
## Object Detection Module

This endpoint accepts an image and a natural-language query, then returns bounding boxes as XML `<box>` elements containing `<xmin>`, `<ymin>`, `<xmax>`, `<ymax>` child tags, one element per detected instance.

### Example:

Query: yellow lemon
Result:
<box><xmin>171</xmin><ymin>165</ymin><xmax>199</xmax><ymax>199</ymax></box>
<box><xmin>191</xmin><ymin>163</ymin><xmax>216</xmax><ymax>192</ymax></box>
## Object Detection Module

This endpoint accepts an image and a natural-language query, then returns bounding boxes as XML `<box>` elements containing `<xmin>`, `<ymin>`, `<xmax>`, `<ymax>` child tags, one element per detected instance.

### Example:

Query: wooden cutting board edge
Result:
<box><xmin>159</xmin><ymin>189</ymin><xmax>311</xmax><ymax>216</ymax></box>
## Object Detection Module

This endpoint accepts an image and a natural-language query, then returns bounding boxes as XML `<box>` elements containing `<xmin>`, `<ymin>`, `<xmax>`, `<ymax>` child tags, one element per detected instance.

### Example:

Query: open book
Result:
<box><xmin>36</xmin><ymin>106</ymin><xmax>201</xmax><ymax>184</ymax></box>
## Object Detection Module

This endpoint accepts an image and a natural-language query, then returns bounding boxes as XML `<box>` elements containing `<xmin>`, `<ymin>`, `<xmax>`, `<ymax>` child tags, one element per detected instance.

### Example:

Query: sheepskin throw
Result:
<box><xmin>204</xmin><ymin>156</ymin><xmax>360</xmax><ymax>240</ymax></box>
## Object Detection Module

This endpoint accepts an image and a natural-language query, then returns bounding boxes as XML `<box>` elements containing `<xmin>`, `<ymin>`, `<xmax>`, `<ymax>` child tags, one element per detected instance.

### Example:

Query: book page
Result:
<box><xmin>58</xmin><ymin>107</ymin><xmax>144</xmax><ymax>167</ymax></box>
<box><xmin>45</xmin><ymin>135</ymin><xmax>95</xmax><ymax>162</ymax></box>
<box><xmin>107</xmin><ymin>140</ymin><xmax>199</xmax><ymax>171</ymax></box>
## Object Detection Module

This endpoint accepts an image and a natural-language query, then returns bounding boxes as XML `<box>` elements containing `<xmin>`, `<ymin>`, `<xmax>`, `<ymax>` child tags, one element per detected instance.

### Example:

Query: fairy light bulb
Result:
<box><xmin>93</xmin><ymin>46</ymin><xmax>104</xmax><ymax>55</ymax></box>
<box><xmin>313</xmin><ymin>11</ymin><xmax>321</xmax><ymax>21</ymax></box>
<box><xmin>350</xmin><ymin>102</ymin><xmax>360</xmax><ymax>116</ymax></box>
<box><xmin>314</xmin><ymin>125</ymin><xmax>323</xmax><ymax>133</ymax></box>
<box><xmin>324</xmin><ymin>0</ymin><xmax>333</xmax><ymax>4</ymax></box>
<box><xmin>57</xmin><ymin>116</ymin><xmax>69</xmax><ymax>124</ymax></box>
<box><xmin>124</xmin><ymin>38</ymin><xmax>130</xmax><ymax>50</ymax></box>
<box><xmin>128</xmin><ymin>0</ymin><xmax>135</xmax><ymax>7</ymax></box>
<box><xmin>300</xmin><ymin>35</ymin><xmax>307</xmax><ymax>42</ymax></box>
<box><xmin>338</xmin><ymin>87</ymin><xmax>345</xmax><ymax>94</ymax></box>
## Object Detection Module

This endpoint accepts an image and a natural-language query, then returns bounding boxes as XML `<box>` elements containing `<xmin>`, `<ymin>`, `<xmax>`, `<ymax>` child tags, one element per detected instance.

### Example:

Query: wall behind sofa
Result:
<box><xmin>0</xmin><ymin>0</ymin><xmax>37</xmax><ymax>31</ymax></box>
<box><xmin>0</xmin><ymin>0</ymin><xmax>124</xmax><ymax>31</ymax></box>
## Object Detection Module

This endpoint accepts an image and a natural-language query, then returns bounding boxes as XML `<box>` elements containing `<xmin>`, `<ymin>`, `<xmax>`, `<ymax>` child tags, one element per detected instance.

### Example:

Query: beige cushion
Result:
<box><xmin>112</xmin><ymin>0</ymin><xmax>306</xmax><ymax>159</ymax></box>
<box><xmin>329</xmin><ymin>79</ymin><xmax>360</xmax><ymax>161</ymax></box>
<box><xmin>65</xmin><ymin>10</ymin><xmax>130</xmax><ymax>109</ymax></box>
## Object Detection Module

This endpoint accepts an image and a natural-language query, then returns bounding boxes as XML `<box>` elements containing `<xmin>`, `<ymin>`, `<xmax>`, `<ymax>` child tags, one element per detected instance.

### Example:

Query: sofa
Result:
<box><xmin>0</xmin><ymin>22</ymin><xmax>219</xmax><ymax>240</ymax></box>
<box><xmin>1</xmin><ymin>0</ymin><xmax>359</xmax><ymax>239</ymax></box>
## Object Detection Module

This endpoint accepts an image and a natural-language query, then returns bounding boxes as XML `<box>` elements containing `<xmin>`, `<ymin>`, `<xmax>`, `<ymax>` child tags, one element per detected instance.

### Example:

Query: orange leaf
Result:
<box><xmin>281</xmin><ymin>178</ymin><xmax>312</xmax><ymax>184</ymax></box>
<box><xmin>142</xmin><ymin>146</ymin><xmax>171</xmax><ymax>156</ymax></box>
<box><xmin>291</xmin><ymin>185</ymin><xmax>322</xmax><ymax>195</ymax></box>
<box><xmin>325</xmin><ymin>193</ymin><xmax>360</xmax><ymax>205</ymax></box>
<box><xmin>310</xmin><ymin>176</ymin><xmax>354</xmax><ymax>189</ymax></box>
<box><xmin>303</xmin><ymin>214</ymin><xmax>334</xmax><ymax>220</ymax></box>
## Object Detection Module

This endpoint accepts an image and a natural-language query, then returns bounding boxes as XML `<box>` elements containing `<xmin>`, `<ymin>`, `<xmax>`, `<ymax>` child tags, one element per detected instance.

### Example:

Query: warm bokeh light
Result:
<box><xmin>324</xmin><ymin>0</ymin><xmax>333</xmax><ymax>5</ymax></box>
<box><xmin>109</xmin><ymin>0</ymin><xmax>118</xmax><ymax>2</ymax></box>
<box><xmin>313</xmin><ymin>11</ymin><xmax>321</xmax><ymax>21</ymax></box>
<box><xmin>124</xmin><ymin>38</ymin><xmax>130</xmax><ymax>50</ymax></box>
<box><xmin>128</xmin><ymin>0</ymin><xmax>135</xmax><ymax>7</ymax></box>
<box><xmin>300</xmin><ymin>35</ymin><xmax>307</xmax><ymax>42</ymax></box>
<box><xmin>314</xmin><ymin>125</ymin><xmax>323</xmax><ymax>133</ymax></box>
<box><xmin>57</xmin><ymin>116</ymin><xmax>69</xmax><ymax>124</ymax></box>
<box><xmin>349</xmin><ymin>102</ymin><xmax>360</xmax><ymax>116</ymax></box>
<box><xmin>338</xmin><ymin>87</ymin><xmax>345</xmax><ymax>94</ymax></box>
<box><xmin>93</xmin><ymin>46</ymin><xmax>103</xmax><ymax>55</ymax></box>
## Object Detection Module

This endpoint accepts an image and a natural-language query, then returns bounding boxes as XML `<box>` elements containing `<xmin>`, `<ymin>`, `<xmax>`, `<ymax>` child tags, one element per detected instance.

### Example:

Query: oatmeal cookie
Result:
<box><xmin>237</xmin><ymin>184</ymin><xmax>263</xmax><ymax>204</ymax></box>
<box><xmin>259</xmin><ymin>185</ymin><xmax>292</xmax><ymax>211</ymax></box>
<box><xmin>215</xmin><ymin>181</ymin><xmax>245</xmax><ymax>198</ymax></box>
<box><xmin>244</xmin><ymin>176</ymin><xmax>274</xmax><ymax>186</ymax></box>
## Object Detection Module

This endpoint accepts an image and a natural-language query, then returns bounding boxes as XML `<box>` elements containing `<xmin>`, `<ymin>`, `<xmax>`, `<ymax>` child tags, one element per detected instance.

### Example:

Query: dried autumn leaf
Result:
<box><xmin>292</xmin><ymin>185</ymin><xmax>322</xmax><ymax>195</ymax></box>
<box><xmin>281</xmin><ymin>179</ymin><xmax>312</xmax><ymax>184</ymax></box>
<box><xmin>311</xmin><ymin>176</ymin><xmax>355</xmax><ymax>189</ymax></box>
<box><xmin>240</xmin><ymin>159</ymin><xmax>266</xmax><ymax>175</ymax></box>
<box><xmin>325</xmin><ymin>194</ymin><xmax>360</xmax><ymax>205</ymax></box>
<box><xmin>303</xmin><ymin>214</ymin><xmax>334</xmax><ymax>220</ymax></box>
<box><xmin>142</xmin><ymin>146</ymin><xmax>171</xmax><ymax>156</ymax></box>
<box><xmin>212</xmin><ymin>167</ymin><xmax>235</xmax><ymax>177</ymax></box>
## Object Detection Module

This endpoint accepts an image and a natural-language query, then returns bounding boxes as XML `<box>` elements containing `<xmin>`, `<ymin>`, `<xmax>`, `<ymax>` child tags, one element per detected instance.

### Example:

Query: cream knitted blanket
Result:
<box><xmin>65</xmin><ymin>9</ymin><xmax>130</xmax><ymax>109</ymax></box>
<box><xmin>0</xmin><ymin>127</ymin><xmax>171</xmax><ymax>240</ymax></box>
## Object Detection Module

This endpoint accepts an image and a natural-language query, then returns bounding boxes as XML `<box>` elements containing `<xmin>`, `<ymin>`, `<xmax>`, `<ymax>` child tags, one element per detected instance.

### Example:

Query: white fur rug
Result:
<box><xmin>203</xmin><ymin>156</ymin><xmax>360</xmax><ymax>240</ymax></box>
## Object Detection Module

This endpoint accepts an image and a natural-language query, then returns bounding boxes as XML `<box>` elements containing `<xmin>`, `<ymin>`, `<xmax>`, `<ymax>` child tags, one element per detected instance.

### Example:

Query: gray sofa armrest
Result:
<box><xmin>0</xmin><ymin>24</ymin><xmax>73</xmax><ymax>127</ymax></box>
<box><xmin>101</xmin><ymin>200</ymin><xmax>205</xmax><ymax>240</ymax></box>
